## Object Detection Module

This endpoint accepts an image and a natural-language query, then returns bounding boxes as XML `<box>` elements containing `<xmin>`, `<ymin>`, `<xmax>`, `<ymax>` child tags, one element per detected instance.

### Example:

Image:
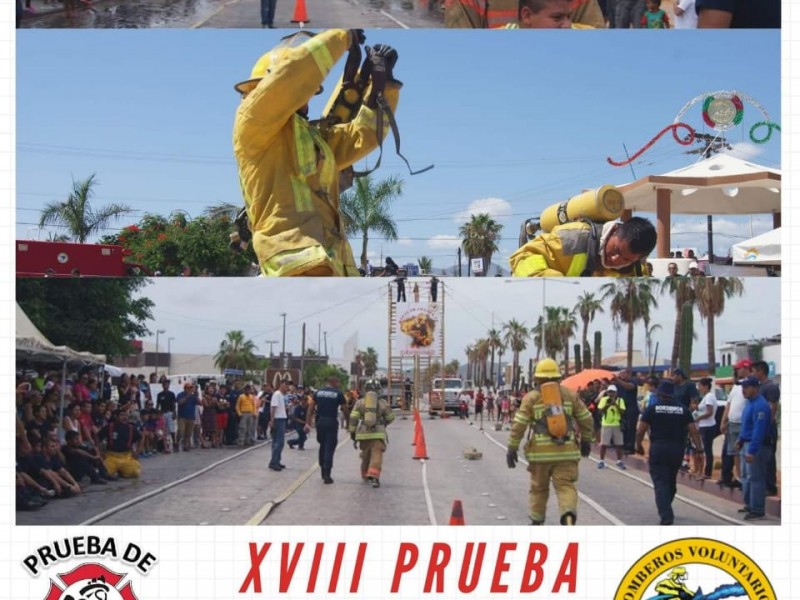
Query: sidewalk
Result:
<box><xmin>600</xmin><ymin>435</ymin><xmax>782</xmax><ymax>519</ymax></box>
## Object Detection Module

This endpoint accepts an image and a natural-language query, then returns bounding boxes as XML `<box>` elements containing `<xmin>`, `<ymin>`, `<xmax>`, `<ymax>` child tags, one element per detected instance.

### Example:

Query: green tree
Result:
<box><xmin>418</xmin><ymin>256</ymin><xmax>433</xmax><ymax>274</ymax></box>
<box><xmin>694</xmin><ymin>277</ymin><xmax>745</xmax><ymax>371</ymax></box>
<box><xmin>601</xmin><ymin>279</ymin><xmax>659</xmax><ymax>370</ymax></box>
<box><xmin>16</xmin><ymin>279</ymin><xmax>154</xmax><ymax>358</ymax></box>
<box><xmin>340</xmin><ymin>174</ymin><xmax>403</xmax><ymax>270</ymax></box>
<box><xmin>214</xmin><ymin>330</ymin><xmax>259</xmax><ymax>373</ymax></box>
<box><xmin>459</xmin><ymin>213</ymin><xmax>503</xmax><ymax>277</ymax></box>
<box><xmin>304</xmin><ymin>363</ymin><xmax>350</xmax><ymax>390</ymax></box>
<box><xmin>502</xmin><ymin>318</ymin><xmax>529</xmax><ymax>391</ymax></box>
<box><xmin>39</xmin><ymin>174</ymin><xmax>132</xmax><ymax>243</ymax></box>
<box><xmin>445</xmin><ymin>359</ymin><xmax>460</xmax><ymax>376</ymax></box>
<box><xmin>487</xmin><ymin>328</ymin><xmax>504</xmax><ymax>386</ymax></box>
<box><xmin>102</xmin><ymin>212</ymin><xmax>254</xmax><ymax>276</ymax></box>
<box><xmin>575</xmin><ymin>291</ymin><xmax>604</xmax><ymax>362</ymax></box>
<box><xmin>360</xmin><ymin>347</ymin><xmax>379</xmax><ymax>377</ymax></box>
<box><xmin>661</xmin><ymin>277</ymin><xmax>697</xmax><ymax>369</ymax></box>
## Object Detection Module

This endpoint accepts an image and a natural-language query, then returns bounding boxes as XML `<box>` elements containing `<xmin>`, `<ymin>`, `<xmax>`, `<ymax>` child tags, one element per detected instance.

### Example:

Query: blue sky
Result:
<box><xmin>16</xmin><ymin>29</ymin><xmax>781</xmax><ymax>272</ymax></box>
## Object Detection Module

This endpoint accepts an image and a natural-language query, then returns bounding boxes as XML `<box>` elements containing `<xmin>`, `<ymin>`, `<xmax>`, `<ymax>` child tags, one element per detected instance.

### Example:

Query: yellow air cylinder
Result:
<box><xmin>540</xmin><ymin>185</ymin><xmax>625</xmax><ymax>233</ymax></box>
<box><xmin>321</xmin><ymin>76</ymin><xmax>369</xmax><ymax>125</ymax></box>
<box><xmin>540</xmin><ymin>382</ymin><xmax>568</xmax><ymax>440</ymax></box>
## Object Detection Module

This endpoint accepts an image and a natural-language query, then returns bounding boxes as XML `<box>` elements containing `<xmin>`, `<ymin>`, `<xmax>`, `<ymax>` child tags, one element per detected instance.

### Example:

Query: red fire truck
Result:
<box><xmin>16</xmin><ymin>240</ymin><xmax>147</xmax><ymax>277</ymax></box>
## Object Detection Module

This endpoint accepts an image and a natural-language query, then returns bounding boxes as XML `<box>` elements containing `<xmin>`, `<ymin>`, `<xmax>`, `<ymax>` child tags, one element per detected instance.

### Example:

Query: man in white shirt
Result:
<box><xmin>269</xmin><ymin>379</ymin><xmax>289</xmax><ymax>472</ymax></box>
<box><xmin>719</xmin><ymin>359</ymin><xmax>751</xmax><ymax>488</ymax></box>
<box><xmin>673</xmin><ymin>0</ymin><xmax>697</xmax><ymax>28</ymax></box>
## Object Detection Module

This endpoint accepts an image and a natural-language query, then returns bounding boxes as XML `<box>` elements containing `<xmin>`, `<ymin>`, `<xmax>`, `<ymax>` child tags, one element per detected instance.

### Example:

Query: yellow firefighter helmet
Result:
<box><xmin>234</xmin><ymin>32</ymin><xmax>323</xmax><ymax>96</ymax></box>
<box><xmin>669</xmin><ymin>567</ymin><xmax>688</xmax><ymax>582</ymax></box>
<box><xmin>534</xmin><ymin>358</ymin><xmax>562</xmax><ymax>380</ymax></box>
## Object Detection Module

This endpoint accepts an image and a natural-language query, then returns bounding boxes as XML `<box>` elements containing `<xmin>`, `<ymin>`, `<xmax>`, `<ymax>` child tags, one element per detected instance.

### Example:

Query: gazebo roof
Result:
<box><xmin>619</xmin><ymin>153</ymin><xmax>781</xmax><ymax>215</ymax></box>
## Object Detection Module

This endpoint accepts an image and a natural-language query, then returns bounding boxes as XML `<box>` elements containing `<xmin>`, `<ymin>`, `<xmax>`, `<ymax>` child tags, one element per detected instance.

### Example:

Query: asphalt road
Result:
<box><xmin>19</xmin><ymin>0</ymin><xmax>441</xmax><ymax>29</ymax></box>
<box><xmin>17</xmin><ymin>414</ymin><xmax>778</xmax><ymax>527</ymax></box>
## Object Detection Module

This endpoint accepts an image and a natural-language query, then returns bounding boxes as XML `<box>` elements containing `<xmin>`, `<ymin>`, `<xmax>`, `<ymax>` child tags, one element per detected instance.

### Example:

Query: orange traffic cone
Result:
<box><xmin>290</xmin><ymin>0</ymin><xmax>309</xmax><ymax>24</ymax></box>
<box><xmin>413</xmin><ymin>421</ymin><xmax>429</xmax><ymax>460</ymax></box>
<box><xmin>448</xmin><ymin>500</ymin><xmax>465</xmax><ymax>525</ymax></box>
<box><xmin>412</xmin><ymin>417</ymin><xmax>418</xmax><ymax>446</ymax></box>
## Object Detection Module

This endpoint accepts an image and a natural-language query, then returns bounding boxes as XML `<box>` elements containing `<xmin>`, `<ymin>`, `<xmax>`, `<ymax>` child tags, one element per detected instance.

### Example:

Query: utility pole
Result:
<box><xmin>457</xmin><ymin>247</ymin><xmax>462</xmax><ymax>277</ymax></box>
<box><xmin>318</xmin><ymin>323</ymin><xmax>322</xmax><ymax>353</ymax></box>
<box><xmin>167</xmin><ymin>337</ymin><xmax>174</xmax><ymax>376</ymax></box>
<box><xmin>300</xmin><ymin>323</ymin><xmax>306</xmax><ymax>387</ymax></box>
<box><xmin>324</xmin><ymin>331</ymin><xmax>328</xmax><ymax>357</ymax></box>
<box><xmin>264</xmin><ymin>340</ymin><xmax>278</xmax><ymax>357</ymax></box>
<box><xmin>155</xmin><ymin>329</ymin><xmax>166</xmax><ymax>377</ymax></box>
<box><xmin>280</xmin><ymin>313</ymin><xmax>287</xmax><ymax>356</ymax></box>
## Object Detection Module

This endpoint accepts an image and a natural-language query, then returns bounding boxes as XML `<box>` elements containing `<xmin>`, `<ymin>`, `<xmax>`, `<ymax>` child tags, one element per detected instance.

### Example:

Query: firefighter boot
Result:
<box><xmin>560</xmin><ymin>511</ymin><xmax>577</xmax><ymax>525</ymax></box>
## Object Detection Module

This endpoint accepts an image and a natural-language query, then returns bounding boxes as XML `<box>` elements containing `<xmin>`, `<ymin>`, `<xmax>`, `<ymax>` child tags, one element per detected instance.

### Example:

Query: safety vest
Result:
<box><xmin>507</xmin><ymin>386</ymin><xmax>594</xmax><ymax>462</ymax></box>
<box><xmin>509</xmin><ymin>221</ymin><xmax>643</xmax><ymax>278</ymax></box>
<box><xmin>349</xmin><ymin>397</ymin><xmax>396</xmax><ymax>440</ymax></box>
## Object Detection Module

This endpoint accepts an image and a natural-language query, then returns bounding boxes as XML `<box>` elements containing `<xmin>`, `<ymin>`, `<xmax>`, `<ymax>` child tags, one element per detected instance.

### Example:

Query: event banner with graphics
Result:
<box><xmin>396</xmin><ymin>303</ymin><xmax>441</xmax><ymax>357</ymax></box>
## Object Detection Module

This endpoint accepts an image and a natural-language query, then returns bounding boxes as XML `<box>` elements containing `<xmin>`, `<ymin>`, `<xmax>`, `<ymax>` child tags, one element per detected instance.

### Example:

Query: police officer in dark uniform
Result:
<box><xmin>307</xmin><ymin>376</ymin><xmax>345</xmax><ymax>484</ymax></box>
<box><xmin>636</xmin><ymin>381</ymin><xmax>703</xmax><ymax>525</ymax></box>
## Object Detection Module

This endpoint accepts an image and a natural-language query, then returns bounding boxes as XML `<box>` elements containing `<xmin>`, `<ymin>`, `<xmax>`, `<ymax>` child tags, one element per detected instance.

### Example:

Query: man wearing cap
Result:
<box><xmin>735</xmin><ymin>376</ymin><xmax>771</xmax><ymax>520</ymax></box>
<box><xmin>688</xmin><ymin>262</ymin><xmax>703</xmax><ymax>276</ymax></box>
<box><xmin>718</xmin><ymin>359</ymin><xmax>751</xmax><ymax>489</ymax></box>
<box><xmin>176</xmin><ymin>382</ymin><xmax>199</xmax><ymax>452</ymax></box>
<box><xmin>596</xmin><ymin>385</ymin><xmax>627</xmax><ymax>470</ymax></box>
<box><xmin>637</xmin><ymin>381</ymin><xmax>703</xmax><ymax>525</ymax></box>
<box><xmin>308</xmin><ymin>376</ymin><xmax>346</xmax><ymax>484</ymax></box>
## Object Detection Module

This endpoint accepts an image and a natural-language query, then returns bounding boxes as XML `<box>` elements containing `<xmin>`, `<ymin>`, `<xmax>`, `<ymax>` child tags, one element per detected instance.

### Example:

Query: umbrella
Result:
<box><xmin>561</xmin><ymin>369</ymin><xmax>616</xmax><ymax>391</ymax></box>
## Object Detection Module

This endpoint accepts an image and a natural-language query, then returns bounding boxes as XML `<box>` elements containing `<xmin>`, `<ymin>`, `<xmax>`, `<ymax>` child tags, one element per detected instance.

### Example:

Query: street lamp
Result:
<box><xmin>155</xmin><ymin>329</ymin><xmax>166</xmax><ymax>377</ymax></box>
<box><xmin>280</xmin><ymin>313</ymin><xmax>287</xmax><ymax>356</ymax></box>
<box><xmin>264</xmin><ymin>340</ymin><xmax>279</xmax><ymax>357</ymax></box>
<box><xmin>167</xmin><ymin>337</ymin><xmax>175</xmax><ymax>376</ymax></box>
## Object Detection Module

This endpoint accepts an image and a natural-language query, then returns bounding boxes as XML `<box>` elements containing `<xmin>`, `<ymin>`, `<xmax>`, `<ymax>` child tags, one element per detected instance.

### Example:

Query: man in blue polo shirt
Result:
<box><xmin>736</xmin><ymin>376</ymin><xmax>772</xmax><ymax>521</ymax></box>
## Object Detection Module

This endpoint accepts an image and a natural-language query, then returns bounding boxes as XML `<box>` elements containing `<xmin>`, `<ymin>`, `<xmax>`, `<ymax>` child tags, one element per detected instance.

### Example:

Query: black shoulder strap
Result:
<box><xmin>580</xmin><ymin>221</ymin><xmax>602</xmax><ymax>277</ymax></box>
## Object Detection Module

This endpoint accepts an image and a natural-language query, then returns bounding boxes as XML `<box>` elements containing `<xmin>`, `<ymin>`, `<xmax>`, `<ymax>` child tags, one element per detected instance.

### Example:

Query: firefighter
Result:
<box><xmin>654</xmin><ymin>567</ymin><xmax>695</xmax><ymax>600</ymax></box>
<box><xmin>509</xmin><ymin>217</ymin><xmax>656</xmax><ymax>277</ymax></box>
<box><xmin>506</xmin><ymin>359</ymin><xmax>595</xmax><ymax>525</ymax></box>
<box><xmin>349</xmin><ymin>379</ymin><xmax>395</xmax><ymax>488</ymax></box>
<box><xmin>233</xmin><ymin>30</ymin><xmax>401</xmax><ymax>277</ymax></box>
<box><xmin>444</xmin><ymin>0</ymin><xmax>605</xmax><ymax>28</ymax></box>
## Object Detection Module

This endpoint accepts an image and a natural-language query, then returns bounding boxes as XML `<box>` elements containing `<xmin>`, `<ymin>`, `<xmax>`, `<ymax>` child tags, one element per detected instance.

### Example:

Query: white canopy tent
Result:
<box><xmin>17</xmin><ymin>304</ymin><xmax>107</xmax><ymax>438</ymax></box>
<box><xmin>732</xmin><ymin>227</ymin><xmax>781</xmax><ymax>266</ymax></box>
<box><xmin>618</xmin><ymin>153</ymin><xmax>781</xmax><ymax>258</ymax></box>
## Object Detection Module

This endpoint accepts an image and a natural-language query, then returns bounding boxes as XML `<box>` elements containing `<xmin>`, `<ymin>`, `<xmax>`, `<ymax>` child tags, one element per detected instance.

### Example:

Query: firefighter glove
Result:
<box><xmin>350</xmin><ymin>431</ymin><xmax>356</xmax><ymax>442</ymax></box>
<box><xmin>580</xmin><ymin>441</ymin><xmax>592</xmax><ymax>457</ymax></box>
<box><xmin>370</xmin><ymin>44</ymin><xmax>399</xmax><ymax>72</ymax></box>
<box><xmin>506</xmin><ymin>448</ymin><xmax>518</xmax><ymax>469</ymax></box>
<box><xmin>349</xmin><ymin>29</ymin><xmax>366</xmax><ymax>46</ymax></box>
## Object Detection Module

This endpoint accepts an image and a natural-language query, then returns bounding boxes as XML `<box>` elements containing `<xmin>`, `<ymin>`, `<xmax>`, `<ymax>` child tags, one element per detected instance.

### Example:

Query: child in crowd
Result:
<box><xmin>641</xmin><ymin>0</ymin><xmax>670</xmax><ymax>28</ymax></box>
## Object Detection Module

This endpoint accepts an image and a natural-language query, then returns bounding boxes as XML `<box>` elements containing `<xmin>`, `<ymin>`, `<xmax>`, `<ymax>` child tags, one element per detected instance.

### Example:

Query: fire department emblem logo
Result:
<box><xmin>44</xmin><ymin>563</ymin><xmax>138</xmax><ymax>600</ymax></box>
<box><xmin>614</xmin><ymin>538</ymin><xmax>775</xmax><ymax>600</ymax></box>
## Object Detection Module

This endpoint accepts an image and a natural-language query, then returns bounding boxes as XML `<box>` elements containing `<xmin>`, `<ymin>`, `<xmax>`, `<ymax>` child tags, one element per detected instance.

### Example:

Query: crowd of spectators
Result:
<box><xmin>15</xmin><ymin>368</ymin><xmax>363</xmax><ymax>512</ymax></box>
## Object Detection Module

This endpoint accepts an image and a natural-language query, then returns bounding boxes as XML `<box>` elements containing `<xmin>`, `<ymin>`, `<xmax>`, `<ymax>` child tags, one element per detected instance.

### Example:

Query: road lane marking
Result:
<box><xmin>191</xmin><ymin>0</ymin><xmax>242</xmax><ymax>29</ymax></box>
<box><xmin>420</xmin><ymin>459</ymin><xmax>438</xmax><ymax>525</ymax></box>
<box><xmin>80</xmin><ymin>441</ymin><xmax>269</xmax><ymax>525</ymax></box>
<box><xmin>480</xmin><ymin>431</ymin><xmax>625</xmax><ymax>525</ymax></box>
<box><xmin>584</xmin><ymin>455</ymin><xmax>744</xmax><ymax>526</ymax></box>
<box><xmin>247</xmin><ymin>437</ymin><xmax>351</xmax><ymax>525</ymax></box>
<box><xmin>379</xmin><ymin>9</ymin><xmax>411</xmax><ymax>28</ymax></box>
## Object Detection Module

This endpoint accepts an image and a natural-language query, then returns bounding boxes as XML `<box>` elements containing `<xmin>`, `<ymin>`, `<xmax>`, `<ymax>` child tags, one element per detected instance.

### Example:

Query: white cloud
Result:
<box><xmin>428</xmin><ymin>235</ymin><xmax>461</xmax><ymax>250</ymax></box>
<box><xmin>396</xmin><ymin>237</ymin><xmax>413</xmax><ymax>246</ymax></box>
<box><xmin>728</xmin><ymin>142</ymin><xmax>766</xmax><ymax>159</ymax></box>
<box><xmin>454</xmin><ymin>197</ymin><xmax>513</xmax><ymax>224</ymax></box>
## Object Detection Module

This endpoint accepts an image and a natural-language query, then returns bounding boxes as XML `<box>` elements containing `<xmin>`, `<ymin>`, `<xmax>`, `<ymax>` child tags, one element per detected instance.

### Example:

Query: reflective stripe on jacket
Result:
<box><xmin>507</xmin><ymin>386</ymin><xmax>595</xmax><ymax>462</ymax></box>
<box><xmin>233</xmin><ymin>29</ymin><xmax>399</xmax><ymax>277</ymax></box>
<box><xmin>509</xmin><ymin>221</ymin><xmax>639</xmax><ymax>277</ymax></box>
<box><xmin>349</xmin><ymin>397</ymin><xmax>396</xmax><ymax>440</ymax></box>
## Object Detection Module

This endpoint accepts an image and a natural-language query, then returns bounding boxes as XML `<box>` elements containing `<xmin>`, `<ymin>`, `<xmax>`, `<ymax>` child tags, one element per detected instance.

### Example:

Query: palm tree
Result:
<box><xmin>213</xmin><ymin>330</ymin><xmax>259</xmax><ymax>373</ymax></box>
<box><xmin>459</xmin><ymin>213</ymin><xmax>503</xmax><ymax>277</ymax></box>
<box><xmin>531</xmin><ymin>315</ymin><xmax>545</xmax><ymax>361</ymax></box>
<box><xmin>601</xmin><ymin>279</ymin><xmax>659</xmax><ymax>370</ymax></box>
<box><xmin>557</xmin><ymin>306</ymin><xmax>578</xmax><ymax>375</ymax></box>
<box><xmin>502</xmin><ymin>319</ymin><xmax>529</xmax><ymax>391</ymax></box>
<box><xmin>661</xmin><ymin>277</ymin><xmax>697</xmax><ymax>369</ymax></box>
<box><xmin>39</xmin><ymin>174</ymin><xmax>132</xmax><ymax>242</ymax></box>
<box><xmin>340</xmin><ymin>174</ymin><xmax>403</xmax><ymax>270</ymax></box>
<box><xmin>487</xmin><ymin>328</ymin><xmax>503</xmax><ymax>386</ymax></box>
<box><xmin>418</xmin><ymin>256</ymin><xmax>433</xmax><ymax>275</ymax></box>
<box><xmin>474</xmin><ymin>338</ymin><xmax>490</xmax><ymax>386</ymax></box>
<box><xmin>694</xmin><ymin>277</ymin><xmax>745</xmax><ymax>371</ymax></box>
<box><xmin>204</xmin><ymin>201</ymin><xmax>241</xmax><ymax>221</ymax></box>
<box><xmin>575</xmin><ymin>291</ymin><xmax>604</xmax><ymax>362</ymax></box>
<box><xmin>361</xmin><ymin>347</ymin><xmax>379</xmax><ymax>377</ymax></box>
<box><xmin>542</xmin><ymin>306</ymin><xmax>564</xmax><ymax>360</ymax></box>
<box><xmin>464</xmin><ymin>345</ymin><xmax>475</xmax><ymax>380</ymax></box>
<box><xmin>445</xmin><ymin>360</ymin><xmax>460</xmax><ymax>376</ymax></box>
<box><xmin>645</xmin><ymin>323</ymin><xmax>662</xmax><ymax>366</ymax></box>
